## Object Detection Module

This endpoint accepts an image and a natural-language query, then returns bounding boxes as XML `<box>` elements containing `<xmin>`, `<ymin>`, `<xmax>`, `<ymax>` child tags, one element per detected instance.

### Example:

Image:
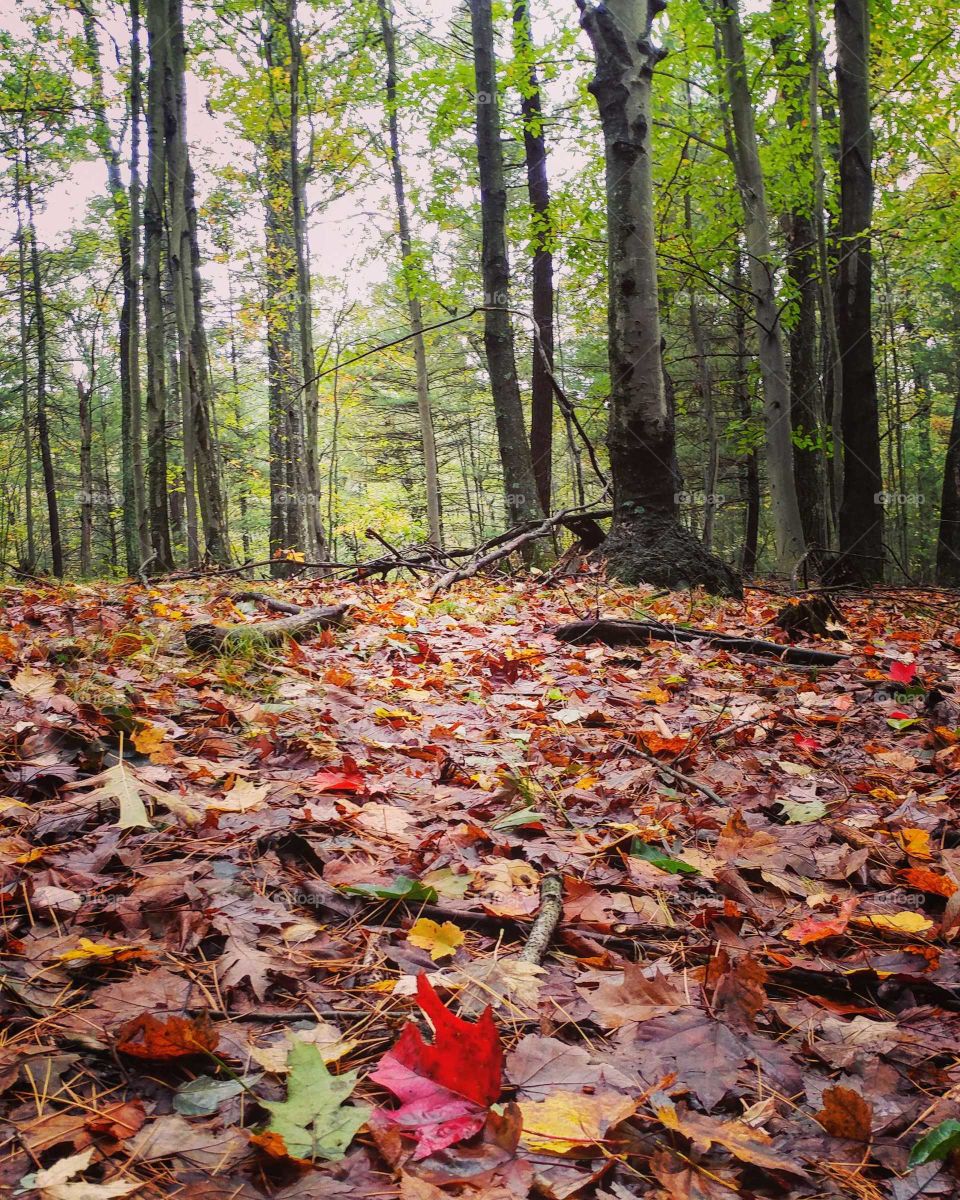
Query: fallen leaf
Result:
<box><xmin>257</xmin><ymin>1041</ymin><xmax>369</xmax><ymax>1161</ymax></box>
<box><xmin>653</xmin><ymin>1094</ymin><xmax>806</xmax><ymax>1177</ymax></box>
<box><xmin>517</xmin><ymin>1090</ymin><xmax>637</xmax><ymax>1154</ymax></box>
<box><xmin>851</xmin><ymin>912</ymin><xmax>933</xmax><ymax>935</ymax></box>
<box><xmin>815</xmin><ymin>1085</ymin><xmax>872</xmax><ymax>1141</ymax></box>
<box><xmin>586</xmin><ymin>964</ymin><xmax>684</xmax><ymax>1029</ymax></box>
<box><xmin>74</xmin><ymin>764</ymin><xmax>153</xmax><ymax>831</ymax></box>
<box><xmin>407</xmin><ymin>918</ymin><xmax>465</xmax><ymax>961</ymax></box>
<box><xmin>58</xmin><ymin>938</ymin><xmax>149</xmax><ymax>964</ymax></box>
<box><xmin>909</xmin><ymin>1118</ymin><xmax>960</xmax><ymax>1167</ymax></box>
<box><xmin>25</xmin><ymin>1147</ymin><xmax>139</xmax><ymax>1200</ymax></box>
<box><xmin>115</xmin><ymin>1014</ymin><xmax>218</xmax><ymax>1059</ymax></box>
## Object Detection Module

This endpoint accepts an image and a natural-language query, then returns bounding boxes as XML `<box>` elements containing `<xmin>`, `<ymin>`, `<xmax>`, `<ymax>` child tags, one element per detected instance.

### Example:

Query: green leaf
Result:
<box><xmin>908</xmin><ymin>1119</ymin><xmax>960</xmax><ymax>1167</ymax></box>
<box><xmin>630</xmin><ymin>840</ymin><xmax>699</xmax><ymax>875</ymax></box>
<box><xmin>777</xmin><ymin>798</ymin><xmax>828</xmax><ymax>824</ymax></box>
<box><xmin>887</xmin><ymin>716</ymin><xmax>921</xmax><ymax>731</ymax></box>
<box><xmin>174</xmin><ymin>1073</ymin><xmax>260</xmax><ymax>1116</ymax></box>
<box><xmin>492</xmin><ymin>806</ymin><xmax>545</xmax><ymax>831</ymax></box>
<box><xmin>342</xmin><ymin>876</ymin><xmax>438</xmax><ymax>902</ymax></box>
<box><xmin>259</xmin><ymin>1041</ymin><xmax>370</xmax><ymax>1161</ymax></box>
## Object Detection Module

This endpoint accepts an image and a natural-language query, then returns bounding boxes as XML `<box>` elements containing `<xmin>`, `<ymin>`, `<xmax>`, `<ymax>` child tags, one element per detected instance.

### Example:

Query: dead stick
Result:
<box><xmin>625</xmin><ymin>742</ymin><xmax>724</xmax><ymax>805</ymax></box>
<box><xmin>518</xmin><ymin>873</ymin><xmax>564</xmax><ymax>964</ymax></box>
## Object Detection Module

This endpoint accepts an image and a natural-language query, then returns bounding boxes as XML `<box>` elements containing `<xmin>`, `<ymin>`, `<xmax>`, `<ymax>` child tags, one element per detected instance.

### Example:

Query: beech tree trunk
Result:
<box><xmin>24</xmin><ymin>160</ymin><xmax>62</xmax><ymax>578</ymax></box>
<box><xmin>513</xmin><ymin>0</ymin><xmax>555</xmax><ymax>513</ymax></box>
<box><xmin>469</xmin><ymin>0</ymin><xmax>543</xmax><ymax>532</ymax></box>
<box><xmin>143</xmin><ymin>0</ymin><xmax>174</xmax><ymax>572</ymax></box>
<box><xmin>833</xmin><ymin>0</ymin><xmax>884</xmax><ymax>581</ymax></box>
<box><xmin>734</xmin><ymin>254</ymin><xmax>760</xmax><ymax>576</ymax></box>
<box><xmin>81</xmin><ymin>2</ymin><xmax>147</xmax><ymax>575</ymax></box>
<box><xmin>715</xmin><ymin>0</ymin><xmax>805</xmax><ymax>576</ymax></box>
<box><xmin>579</xmin><ymin>0</ymin><xmax>739</xmax><ymax>595</ymax></box>
<box><xmin>378</xmin><ymin>0</ymin><xmax>442</xmax><ymax>547</ymax></box>
<box><xmin>770</xmin><ymin>1</ymin><xmax>828</xmax><ymax>560</ymax></box>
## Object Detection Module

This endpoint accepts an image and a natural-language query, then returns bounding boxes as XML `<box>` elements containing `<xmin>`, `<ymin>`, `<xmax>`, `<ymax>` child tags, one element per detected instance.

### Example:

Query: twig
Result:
<box><xmin>519</xmin><ymin>873</ymin><xmax>564</xmax><ymax>964</ymax></box>
<box><xmin>624</xmin><ymin>741</ymin><xmax>725</xmax><ymax>805</ymax></box>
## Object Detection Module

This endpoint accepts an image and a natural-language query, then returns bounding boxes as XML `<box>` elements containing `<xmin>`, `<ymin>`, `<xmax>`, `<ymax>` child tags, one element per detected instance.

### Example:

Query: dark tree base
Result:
<box><xmin>604</xmin><ymin>513</ymin><xmax>742</xmax><ymax>598</ymax></box>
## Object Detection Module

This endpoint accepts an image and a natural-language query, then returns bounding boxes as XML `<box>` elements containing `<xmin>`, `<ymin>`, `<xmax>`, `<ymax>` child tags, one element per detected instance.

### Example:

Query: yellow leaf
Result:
<box><xmin>893</xmin><ymin>828</ymin><xmax>932</xmax><ymax>859</ymax></box>
<box><xmin>518</xmin><ymin>1091</ymin><xmax>638</xmax><ymax>1154</ymax></box>
<box><xmin>58</xmin><ymin>937</ymin><xmax>144</xmax><ymax>962</ymax></box>
<box><xmin>638</xmin><ymin>684</ymin><xmax>670</xmax><ymax>703</ymax></box>
<box><xmin>206</xmin><ymin>779</ymin><xmax>270</xmax><ymax>812</ymax></box>
<box><xmin>851</xmin><ymin>912</ymin><xmax>933</xmax><ymax>935</ymax></box>
<box><xmin>11</xmin><ymin>666</ymin><xmax>57</xmax><ymax>700</ymax></box>
<box><xmin>406</xmin><ymin>918</ymin><xmax>465</xmax><ymax>961</ymax></box>
<box><xmin>132</xmin><ymin>723</ymin><xmax>166</xmax><ymax>755</ymax></box>
<box><xmin>372</xmin><ymin>706</ymin><xmax>419</xmax><ymax>722</ymax></box>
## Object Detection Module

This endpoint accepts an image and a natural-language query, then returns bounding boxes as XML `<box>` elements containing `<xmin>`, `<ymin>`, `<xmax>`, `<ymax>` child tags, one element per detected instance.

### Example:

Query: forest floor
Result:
<box><xmin>1</xmin><ymin>573</ymin><xmax>960</xmax><ymax>1199</ymax></box>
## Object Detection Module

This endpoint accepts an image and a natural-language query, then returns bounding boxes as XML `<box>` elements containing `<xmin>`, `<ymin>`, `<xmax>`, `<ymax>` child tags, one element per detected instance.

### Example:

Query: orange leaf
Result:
<box><xmin>115</xmin><ymin>1013</ymin><xmax>218</xmax><ymax>1059</ymax></box>
<box><xmin>901</xmin><ymin>867</ymin><xmax>957</xmax><ymax>898</ymax></box>
<box><xmin>784</xmin><ymin>899</ymin><xmax>857</xmax><ymax>945</ymax></box>
<box><xmin>815</xmin><ymin>1086</ymin><xmax>872</xmax><ymax>1141</ymax></box>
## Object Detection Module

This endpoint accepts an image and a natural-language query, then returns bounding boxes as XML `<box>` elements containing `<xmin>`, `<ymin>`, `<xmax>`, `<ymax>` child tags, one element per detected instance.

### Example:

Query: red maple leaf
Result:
<box><xmin>306</xmin><ymin>757</ymin><xmax>365</xmax><ymax>794</ymax></box>
<box><xmin>370</xmin><ymin>974</ymin><xmax>502</xmax><ymax>1158</ymax></box>
<box><xmin>888</xmin><ymin>660</ymin><xmax>917</xmax><ymax>685</ymax></box>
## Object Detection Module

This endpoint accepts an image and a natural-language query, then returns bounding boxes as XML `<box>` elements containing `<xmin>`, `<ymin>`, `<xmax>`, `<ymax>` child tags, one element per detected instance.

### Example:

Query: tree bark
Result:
<box><xmin>513</xmin><ymin>0</ymin><xmax>555</xmax><ymax>513</ymax></box>
<box><xmin>14</xmin><ymin>158</ymin><xmax>35</xmax><ymax>572</ymax></box>
<box><xmin>78</xmin><ymin>377</ymin><xmax>94</xmax><ymax>576</ymax></box>
<box><xmin>80</xmin><ymin>1</ymin><xmax>147</xmax><ymax>575</ymax></box>
<box><xmin>469</xmin><ymin>0</ymin><xmax>544</xmax><ymax>532</ymax></box>
<box><xmin>143</xmin><ymin>0</ymin><xmax>174</xmax><ymax>572</ymax></box>
<box><xmin>165</xmin><ymin>0</ymin><xmax>229</xmax><ymax>565</ymax></box>
<box><xmin>129</xmin><ymin>0</ymin><xmax>149</xmax><ymax>566</ymax></box>
<box><xmin>936</xmin><ymin>302</ymin><xmax>960</xmax><ymax>585</ymax></box>
<box><xmin>733</xmin><ymin>253</ymin><xmax>759</xmax><ymax>576</ymax></box>
<box><xmin>378</xmin><ymin>0</ymin><xmax>442</xmax><ymax>547</ymax></box>
<box><xmin>714</xmin><ymin>0</ymin><xmax>806</xmax><ymax>576</ymax></box>
<box><xmin>578</xmin><ymin>0</ymin><xmax>739</xmax><ymax>595</ymax></box>
<box><xmin>770</xmin><ymin>0</ymin><xmax>828</xmax><ymax>560</ymax></box>
<box><xmin>24</xmin><ymin>158</ymin><xmax>62</xmax><ymax>578</ymax></box>
<box><xmin>832</xmin><ymin>0</ymin><xmax>884</xmax><ymax>581</ymax></box>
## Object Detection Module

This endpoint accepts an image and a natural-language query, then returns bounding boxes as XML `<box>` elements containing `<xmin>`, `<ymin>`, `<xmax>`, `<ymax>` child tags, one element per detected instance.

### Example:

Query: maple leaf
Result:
<box><xmin>256</xmin><ymin>1041</ymin><xmax>369</xmax><ymax>1162</ymax></box>
<box><xmin>888</xmin><ymin>660</ymin><xmax>917</xmax><ymax>684</ymax></box>
<box><xmin>73</xmin><ymin>763</ymin><xmax>154</xmax><ymax>830</ymax></box>
<box><xmin>115</xmin><ymin>1013</ymin><xmax>218</xmax><ymax>1059</ymax></box>
<box><xmin>308</xmin><ymin>761</ymin><xmax>365</xmax><ymax>793</ymax></box>
<box><xmin>784</xmin><ymin>898</ymin><xmax>858</xmax><ymax>944</ymax></box>
<box><xmin>370</xmin><ymin>973</ymin><xmax>502</xmax><ymax>1159</ymax></box>
<box><xmin>217</xmin><ymin>935</ymin><xmax>274</xmax><ymax>999</ymax></box>
<box><xmin>653</xmin><ymin>1094</ymin><xmax>807</xmax><ymax>1177</ymax></box>
<box><xmin>586</xmin><ymin>963</ymin><xmax>684</xmax><ymax>1029</ymax></box>
<box><xmin>407</xmin><ymin>918</ymin><xmax>465</xmax><ymax>961</ymax></box>
<box><xmin>58</xmin><ymin>938</ymin><xmax>149</xmax><ymax>965</ymax></box>
<box><xmin>23</xmin><ymin>1147</ymin><xmax>139</xmax><ymax>1200</ymax></box>
<box><xmin>517</xmin><ymin>1091</ymin><xmax>638</xmax><ymax>1154</ymax></box>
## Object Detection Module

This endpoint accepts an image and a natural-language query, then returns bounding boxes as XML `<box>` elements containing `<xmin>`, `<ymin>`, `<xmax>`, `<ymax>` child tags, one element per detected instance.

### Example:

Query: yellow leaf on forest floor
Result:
<box><xmin>206</xmin><ymin>779</ymin><xmax>271</xmax><ymax>812</ymax></box>
<box><xmin>406</xmin><ymin>918</ymin><xmax>464</xmax><ymax>961</ymax></box>
<box><xmin>58</xmin><ymin>938</ymin><xmax>148</xmax><ymax>963</ymax></box>
<box><xmin>518</xmin><ymin>1091</ymin><xmax>638</xmax><ymax>1154</ymax></box>
<box><xmin>851</xmin><ymin>911</ymin><xmax>933</xmax><ymax>935</ymax></box>
<box><xmin>893</xmin><ymin>828</ymin><xmax>932</xmax><ymax>859</ymax></box>
<box><xmin>132</xmin><ymin>723</ymin><xmax>166</xmax><ymax>755</ymax></box>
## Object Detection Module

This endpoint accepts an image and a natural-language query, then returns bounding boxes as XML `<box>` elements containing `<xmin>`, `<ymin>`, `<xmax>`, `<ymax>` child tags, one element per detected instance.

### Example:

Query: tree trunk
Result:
<box><xmin>734</xmin><ymin>255</ymin><xmax>760</xmax><ymax>576</ymax></box>
<box><xmin>165</xmin><ymin>0</ymin><xmax>229</xmax><ymax>564</ymax></box>
<box><xmin>579</xmin><ymin>0</ymin><xmax>739</xmax><ymax>594</ymax></box>
<box><xmin>283</xmin><ymin>5</ymin><xmax>327</xmax><ymax>562</ymax></box>
<box><xmin>715</xmin><ymin>0</ymin><xmax>805</xmax><ymax>576</ymax></box>
<box><xmin>469</xmin><ymin>0</ymin><xmax>543</xmax><ymax>532</ymax></box>
<box><xmin>936</xmin><ymin>303</ymin><xmax>960</xmax><ymax>585</ymax></box>
<box><xmin>143</xmin><ymin>0</ymin><xmax>174</xmax><ymax>572</ymax></box>
<box><xmin>832</xmin><ymin>0</ymin><xmax>884</xmax><ymax>581</ymax></box>
<box><xmin>513</xmin><ymin>0</ymin><xmax>555</xmax><ymax>513</ymax></box>
<box><xmin>770</xmin><ymin>0</ymin><xmax>828</xmax><ymax>560</ymax></box>
<box><xmin>129</xmin><ymin>0</ymin><xmax>149</xmax><ymax>565</ymax></box>
<box><xmin>14</xmin><ymin>159</ymin><xmax>35</xmax><ymax>572</ymax></box>
<box><xmin>78</xmin><ymin>377</ymin><xmax>94</xmax><ymax>576</ymax></box>
<box><xmin>378</xmin><ymin>0</ymin><xmax>442</xmax><ymax>546</ymax></box>
<box><xmin>24</xmin><ymin>160</ymin><xmax>62</xmax><ymax>578</ymax></box>
<box><xmin>81</xmin><ymin>2</ymin><xmax>146</xmax><ymax>576</ymax></box>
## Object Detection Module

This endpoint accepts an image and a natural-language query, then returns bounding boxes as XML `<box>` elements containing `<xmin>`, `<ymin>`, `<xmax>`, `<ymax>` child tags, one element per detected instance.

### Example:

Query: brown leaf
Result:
<box><xmin>115</xmin><ymin>1013</ymin><xmax>218</xmax><ymax>1059</ymax></box>
<box><xmin>709</xmin><ymin>952</ymin><xmax>768</xmax><ymax>1031</ymax></box>
<box><xmin>586</xmin><ymin>963</ymin><xmax>685</xmax><ymax>1029</ymax></box>
<box><xmin>815</xmin><ymin>1085</ymin><xmax>872</xmax><ymax>1141</ymax></box>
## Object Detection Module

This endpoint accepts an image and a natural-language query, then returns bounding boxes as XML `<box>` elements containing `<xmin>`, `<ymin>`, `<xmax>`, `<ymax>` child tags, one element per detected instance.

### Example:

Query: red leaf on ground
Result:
<box><xmin>307</xmin><ymin>758</ymin><xmax>365</xmax><ymax>793</ymax></box>
<box><xmin>889</xmin><ymin>661</ymin><xmax>917</xmax><ymax>684</ymax></box>
<box><xmin>370</xmin><ymin>974</ymin><xmax>502</xmax><ymax>1158</ymax></box>
<box><xmin>784</xmin><ymin>898</ymin><xmax>858</xmax><ymax>945</ymax></box>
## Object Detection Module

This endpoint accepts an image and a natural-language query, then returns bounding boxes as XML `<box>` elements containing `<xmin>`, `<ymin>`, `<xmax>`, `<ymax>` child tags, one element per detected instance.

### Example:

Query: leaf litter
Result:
<box><xmin>1</xmin><ymin>577</ymin><xmax>960</xmax><ymax>1196</ymax></box>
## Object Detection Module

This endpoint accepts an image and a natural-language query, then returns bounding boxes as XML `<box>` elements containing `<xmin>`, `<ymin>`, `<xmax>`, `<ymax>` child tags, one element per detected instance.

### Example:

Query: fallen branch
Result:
<box><xmin>429</xmin><ymin>505</ymin><xmax>612</xmax><ymax>597</ymax></box>
<box><xmin>184</xmin><ymin>602</ymin><xmax>351</xmax><ymax>654</ymax></box>
<box><xmin>553</xmin><ymin>617</ymin><xmax>846</xmax><ymax>666</ymax></box>
<box><xmin>519</xmin><ymin>873</ymin><xmax>564</xmax><ymax>964</ymax></box>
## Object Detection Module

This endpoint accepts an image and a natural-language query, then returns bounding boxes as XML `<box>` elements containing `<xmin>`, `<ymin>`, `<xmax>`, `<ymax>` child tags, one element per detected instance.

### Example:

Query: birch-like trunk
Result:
<box><xmin>579</xmin><ymin>0</ymin><xmax>739</xmax><ymax>594</ymax></box>
<box><xmin>715</xmin><ymin>0</ymin><xmax>806</xmax><ymax>576</ymax></box>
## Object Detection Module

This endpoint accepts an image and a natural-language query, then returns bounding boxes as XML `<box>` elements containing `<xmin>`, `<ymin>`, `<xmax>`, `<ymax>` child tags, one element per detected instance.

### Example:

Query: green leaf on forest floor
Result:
<box><xmin>492</xmin><ymin>806</ymin><xmax>545</xmax><ymax>830</ymax></box>
<box><xmin>778</xmin><ymin>798</ymin><xmax>829</xmax><ymax>824</ymax></box>
<box><xmin>342</xmin><ymin>876</ymin><xmax>438</xmax><ymax>902</ymax></box>
<box><xmin>258</xmin><ymin>1041</ymin><xmax>369</xmax><ymax>1161</ymax></box>
<box><xmin>174</xmin><ymin>1073</ymin><xmax>260</xmax><ymax>1116</ymax></box>
<box><xmin>908</xmin><ymin>1119</ymin><xmax>960</xmax><ymax>1167</ymax></box>
<box><xmin>630</xmin><ymin>840</ymin><xmax>699</xmax><ymax>875</ymax></box>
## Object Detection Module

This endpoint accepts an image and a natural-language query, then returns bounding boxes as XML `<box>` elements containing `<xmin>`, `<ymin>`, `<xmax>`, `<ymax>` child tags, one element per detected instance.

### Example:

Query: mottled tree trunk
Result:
<box><xmin>14</xmin><ymin>161</ymin><xmax>35</xmax><ymax>572</ymax></box>
<box><xmin>833</xmin><ymin>0</ymin><xmax>884</xmax><ymax>581</ymax></box>
<box><xmin>378</xmin><ymin>0</ymin><xmax>442</xmax><ymax>546</ymax></box>
<box><xmin>469</xmin><ymin>0</ymin><xmax>543</xmax><ymax>531</ymax></box>
<box><xmin>715</xmin><ymin>0</ymin><xmax>805</xmax><ymax>575</ymax></box>
<box><xmin>24</xmin><ymin>162</ymin><xmax>62</xmax><ymax>578</ymax></box>
<box><xmin>143</xmin><ymin>0</ymin><xmax>174</xmax><ymax>572</ymax></box>
<box><xmin>78</xmin><ymin>377</ymin><xmax>94</xmax><ymax>576</ymax></box>
<box><xmin>513</xmin><ymin>0</ymin><xmax>555</xmax><ymax>513</ymax></box>
<box><xmin>579</xmin><ymin>0</ymin><xmax>739</xmax><ymax>594</ymax></box>
<box><xmin>81</xmin><ymin>3</ymin><xmax>147</xmax><ymax>575</ymax></box>
<box><xmin>734</xmin><ymin>254</ymin><xmax>760</xmax><ymax>576</ymax></box>
<box><xmin>936</xmin><ymin>305</ymin><xmax>960</xmax><ymax>585</ymax></box>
